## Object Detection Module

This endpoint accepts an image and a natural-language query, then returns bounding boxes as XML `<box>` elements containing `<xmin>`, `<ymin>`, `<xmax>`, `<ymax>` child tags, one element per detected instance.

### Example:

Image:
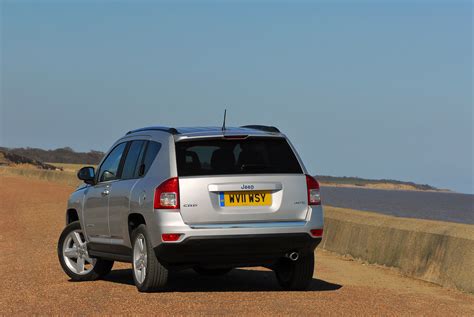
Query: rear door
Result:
<box><xmin>176</xmin><ymin>137</ymin><xmax>308</xmax><ymax>224</ymax></box>
<box><xmin>107</xmin><ymin>140</ymin><xmax>147</xmax><ymax>241</ymax></box>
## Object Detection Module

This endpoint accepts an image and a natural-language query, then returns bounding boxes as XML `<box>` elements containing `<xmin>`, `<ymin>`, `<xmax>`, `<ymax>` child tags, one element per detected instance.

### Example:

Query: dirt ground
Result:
<box><xmin>1</xmin><ymin>175</ymin><xmax>473</xmax><ymax>316</ymax></box>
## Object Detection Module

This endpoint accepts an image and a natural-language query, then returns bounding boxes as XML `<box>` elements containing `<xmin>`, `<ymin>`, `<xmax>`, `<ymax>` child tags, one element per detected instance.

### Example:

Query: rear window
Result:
<box><xmin>175</xmin><ymin>137</ymin><xmax>303</xmax><ymax>176</ymax></box>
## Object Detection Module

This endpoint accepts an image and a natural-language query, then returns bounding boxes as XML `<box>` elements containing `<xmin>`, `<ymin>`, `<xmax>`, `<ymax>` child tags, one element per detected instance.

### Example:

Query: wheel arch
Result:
<box><xmin>66</xmin><ymin>208</ymin><xmax>79</xmax><ymax>225</ymax></box>
<box><xmin>128</xmin><ymin>213</ymin><xmax>147</xmax><ymax>239</ymax></box>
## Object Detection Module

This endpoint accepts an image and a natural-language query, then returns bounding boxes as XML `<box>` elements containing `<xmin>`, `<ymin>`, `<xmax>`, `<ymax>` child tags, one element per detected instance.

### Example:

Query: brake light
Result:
<box><xmin>162</xmin><ymin>233</ymin><xmax>182</xmax><ymax>242</ymax></box>
<box><xmin>154</xmin><ymin>177</ymin><xmax>179</xmax><ymax>209</ymax></box>
<box><xmin>306</xmin><ymin>175</ymin><xmax>321</xmax><ymax>205</ymax></box>
<box><xmin>310</xmin><ymin>229</ymin><xmax>323</xmax><ymax>237</ymax></box>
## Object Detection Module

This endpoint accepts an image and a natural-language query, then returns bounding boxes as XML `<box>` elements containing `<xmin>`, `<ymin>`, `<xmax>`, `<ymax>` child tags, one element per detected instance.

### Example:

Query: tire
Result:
<box><xmin>57</xmin><ymin>221</ymin><xmax>114</xmax><ymax>281</ymax></box>
<box><xmin>193</xmin><ymin>267</ymin><xmax>233</xmax><ymax>276</ymax></box>
<box><xmin>131</xmin><ymin>224</ymin><xmax>168</xmax><ymax>292</ymax></box>
<box><xmin>274</xmin><ymin>253</ymin><xmax>314</xmax><ymax>291</ymax></box>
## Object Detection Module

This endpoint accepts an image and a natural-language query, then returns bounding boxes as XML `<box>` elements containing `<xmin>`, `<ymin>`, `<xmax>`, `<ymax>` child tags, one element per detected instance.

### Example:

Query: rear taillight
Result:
<box><xmin>306</xmin><ymin>175</ymin><xmax>321</xmax><ymax>205</ymax></box>
<box><xmin>154</xmin><ymin>177</ymin><xmax>179</xmax><ymax>209</ymax></box>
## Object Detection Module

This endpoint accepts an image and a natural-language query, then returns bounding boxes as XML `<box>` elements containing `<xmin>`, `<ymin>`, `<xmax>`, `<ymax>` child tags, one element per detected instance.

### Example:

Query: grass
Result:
<box><xmin>0</xmin><ymin>166</ymin><xmax>80</xmax><ymax>187</ymax></box>
<box><xmin>46</xmin><ymin>162</ymin><xmax>94</xmax><ymax>173</ymax></box>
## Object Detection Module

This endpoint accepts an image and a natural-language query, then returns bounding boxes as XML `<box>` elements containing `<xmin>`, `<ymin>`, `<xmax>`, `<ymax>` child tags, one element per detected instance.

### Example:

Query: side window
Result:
<box><xmin>121</xmin><ymin>140</ymin><xmax>147</xmax><ymax>180</ymax></box>
<box><xmin>98</xmin><ymin>142</ymin><xmax>127</xmax><ymax>182</ymax></box>
<box><xmin>141</xmin><ymin>141</ymin><xmax>161</xmax><ymax>176</ymax></box>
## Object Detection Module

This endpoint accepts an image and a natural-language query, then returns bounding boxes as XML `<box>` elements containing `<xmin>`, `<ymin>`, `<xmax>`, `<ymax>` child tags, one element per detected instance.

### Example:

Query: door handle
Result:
<box><xmin>101</xmin><ymin>189</ymin><xmax>110</xmax><ymax>196</ymax></box>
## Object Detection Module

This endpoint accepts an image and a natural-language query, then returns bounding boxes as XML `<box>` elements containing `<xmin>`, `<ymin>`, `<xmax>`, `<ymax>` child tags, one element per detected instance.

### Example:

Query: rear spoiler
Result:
<box><xmin>240</xmin><ymin>125</ymin><xmax>281</xmax><ymax>133</ymax></box>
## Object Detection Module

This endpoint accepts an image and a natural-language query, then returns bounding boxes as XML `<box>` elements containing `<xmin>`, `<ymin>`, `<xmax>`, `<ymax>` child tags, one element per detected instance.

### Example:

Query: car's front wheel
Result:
<box><xmin>57</xmin><ymin>221</ymin><xmax>114</xmax><ymax>281</ymax></box>
<box><xmin>274</xmin><ymin>253</ymin><xmax>315</xmax><ymax>290</ymax></box>
<box><xmin>131</xmin><ymin>224</ymin><xmax>168</xmax><ymax>292</ymax></box>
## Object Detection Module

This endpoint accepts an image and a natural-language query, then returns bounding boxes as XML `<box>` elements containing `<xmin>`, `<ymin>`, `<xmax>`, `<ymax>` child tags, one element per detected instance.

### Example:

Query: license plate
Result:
<box><xmin>219</xmin><ymin>191</ymin><xmax>272</xmax><ymax>207</ymax></box>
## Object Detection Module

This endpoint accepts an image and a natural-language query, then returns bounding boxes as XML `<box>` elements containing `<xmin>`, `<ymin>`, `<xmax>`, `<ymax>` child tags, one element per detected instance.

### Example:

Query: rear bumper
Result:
<box><xmin>148</xmin><ymin>205</ymin><xmax>324</xmax><ymax>248</ymax></box>
<box><xmin>154</xmin><ymin>233</ymin><xmax>321</xmax><ymax>268</ymax></box>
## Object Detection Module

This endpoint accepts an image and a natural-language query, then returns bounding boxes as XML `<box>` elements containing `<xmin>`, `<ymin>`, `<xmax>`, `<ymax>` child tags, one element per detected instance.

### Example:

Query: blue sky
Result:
<box><xmin>1</xmin><ymin>0</ymin><xmax>472</xmax><ymax>193</ymax></box>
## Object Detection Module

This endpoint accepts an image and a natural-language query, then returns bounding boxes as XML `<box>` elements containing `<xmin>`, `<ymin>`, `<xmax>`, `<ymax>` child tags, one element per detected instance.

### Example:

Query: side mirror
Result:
<box><xmin>77</xmin><ymin>166</ymin><xmax>96</xmax><ymax>185</ymax></box>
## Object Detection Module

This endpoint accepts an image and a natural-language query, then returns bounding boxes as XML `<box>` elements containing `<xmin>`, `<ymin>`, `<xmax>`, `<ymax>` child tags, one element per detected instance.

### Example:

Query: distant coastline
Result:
<box><xmin>316</xmin><ymin>175</ymin><xmax>448</xmax><ymax>193</ymax></box>
<box><xmin>319</xmin><ymin>182</ymin><xmax>450</xmax><ymax>193</ymax></box>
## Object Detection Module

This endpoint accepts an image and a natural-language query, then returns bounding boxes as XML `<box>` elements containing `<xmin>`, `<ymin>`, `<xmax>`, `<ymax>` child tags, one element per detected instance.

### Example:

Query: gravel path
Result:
<box><xmin>1</xmin><ymin>175</ymin><xmax>473</xmax><ymax>315</ymax></box>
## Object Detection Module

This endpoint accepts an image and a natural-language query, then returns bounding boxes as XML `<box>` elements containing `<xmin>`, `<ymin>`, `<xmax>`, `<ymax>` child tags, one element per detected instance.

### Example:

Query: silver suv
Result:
<box><xmin>57</xmin><ymin>125</ymin><xmax>324</xmax><ymax>292</ymax></box>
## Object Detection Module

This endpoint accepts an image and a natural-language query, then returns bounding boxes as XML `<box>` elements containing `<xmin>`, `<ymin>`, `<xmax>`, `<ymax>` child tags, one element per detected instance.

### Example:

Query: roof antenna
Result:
<box><xmin>221</xmin><ymin>109</ymin><xmax>227</xmax><ymax>131</ymax></box>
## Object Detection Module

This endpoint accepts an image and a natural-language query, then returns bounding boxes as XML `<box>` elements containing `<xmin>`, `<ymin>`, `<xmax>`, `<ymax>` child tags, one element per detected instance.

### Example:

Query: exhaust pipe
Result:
<box><xmin>286</xmin><ymin>252</ymin><xmax>299</xmax><ymax>261</ymax></box>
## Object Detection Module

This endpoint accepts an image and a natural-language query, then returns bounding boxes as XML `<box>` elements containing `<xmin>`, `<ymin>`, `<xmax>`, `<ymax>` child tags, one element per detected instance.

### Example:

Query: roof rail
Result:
<box><xmin>240</xmin><ymin>125</ymin><xmax>281</xmax><ymax>133</ymax></box>
<box><xmin>126</xmin><ymin>126</ymin><xmax>179</xmax><ymax>135</ymax></box>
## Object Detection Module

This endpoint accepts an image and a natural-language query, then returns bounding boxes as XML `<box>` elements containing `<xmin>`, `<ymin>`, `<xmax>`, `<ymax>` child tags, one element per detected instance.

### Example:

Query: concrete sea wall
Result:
<box><xmin>322</xmin><ymin>207</ymin><xmax>474</xmax><ymax>293</ymax></box>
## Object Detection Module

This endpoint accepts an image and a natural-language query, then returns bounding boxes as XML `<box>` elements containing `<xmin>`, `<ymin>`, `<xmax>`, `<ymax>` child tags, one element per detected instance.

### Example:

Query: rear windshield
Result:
<box><xmin>175</xmin><ymin>137</ymin><xmax>303</xmax><ymax>176</ymax></box>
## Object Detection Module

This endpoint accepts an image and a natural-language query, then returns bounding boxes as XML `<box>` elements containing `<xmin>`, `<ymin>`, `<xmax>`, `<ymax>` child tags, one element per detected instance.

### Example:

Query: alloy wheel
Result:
<box><xmin>62</xmin><ymin>229</ymin><xmax>96</xmax><ymax>275</ymax></box>
<box><xmin>133</xmin><ymin>234</ymin><xmax>148</xmax><ymax>284</ymax></box>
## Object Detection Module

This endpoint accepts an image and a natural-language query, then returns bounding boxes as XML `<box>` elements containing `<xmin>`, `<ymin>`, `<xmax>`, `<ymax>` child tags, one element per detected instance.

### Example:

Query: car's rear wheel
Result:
<box><xmin>193</xmin><ymin>267</ymin><xmax>233</xmax><ymax>276</ymax></box>
<box><xmin>57</xmin><ymin>221</ymin><xmax>114</xmax><ymax>281</ymax></box>
<box><xmin>274</xmin><ymin>253</ymin><xmax>314</xmax><ymax>290</ymax></box>
<box><xmin>131</xmin><ymin>224</ymin><xmax>168</xmax><ymax>292</ymax></box>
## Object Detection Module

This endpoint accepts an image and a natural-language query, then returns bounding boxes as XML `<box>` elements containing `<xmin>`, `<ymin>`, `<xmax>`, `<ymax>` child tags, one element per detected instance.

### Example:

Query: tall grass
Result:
<box><xmin>0</xmin><ymin>166</ymin><xmax>80</xmax><ymax>187</ymax></box>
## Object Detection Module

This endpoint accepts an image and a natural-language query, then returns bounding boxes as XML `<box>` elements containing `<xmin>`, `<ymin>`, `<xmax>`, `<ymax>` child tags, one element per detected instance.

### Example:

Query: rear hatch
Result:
<box><xmin>176</xmin><ymin>137</ymin><xmax>308</xmax><ymax>224</ymax></box>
